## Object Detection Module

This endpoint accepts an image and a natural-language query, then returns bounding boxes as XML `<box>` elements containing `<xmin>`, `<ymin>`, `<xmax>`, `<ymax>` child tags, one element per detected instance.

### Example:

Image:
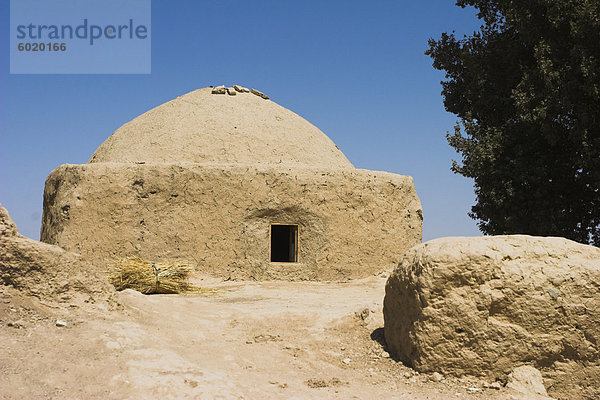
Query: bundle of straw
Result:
<box><xmin>108</xmin><ymin>256</ymin><xmax>195</xmax><ymax>294</ymax></box>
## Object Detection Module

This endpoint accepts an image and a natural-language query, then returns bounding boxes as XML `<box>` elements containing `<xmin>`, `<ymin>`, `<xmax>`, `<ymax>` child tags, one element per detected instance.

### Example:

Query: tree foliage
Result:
<box><xmin>426</xmin><ymin>0</ymin><xmax>600</xmax><ymax>246</ymax></box>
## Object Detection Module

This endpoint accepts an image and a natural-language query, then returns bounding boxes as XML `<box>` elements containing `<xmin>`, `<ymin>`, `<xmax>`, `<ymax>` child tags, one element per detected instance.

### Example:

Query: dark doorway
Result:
<box><xmin>270</xmin><ymin>224</ymin><xmax>298</xmax><ymax>262</ymax></box>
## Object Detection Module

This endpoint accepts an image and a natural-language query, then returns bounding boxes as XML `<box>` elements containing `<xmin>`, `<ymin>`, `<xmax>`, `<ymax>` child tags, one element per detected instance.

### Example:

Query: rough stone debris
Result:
<box><xmin>227</xmin><ymin>87</ymin><xmax>237</xmax><ymax>96</ymax></box>
<box><xmin>211</xmin><ymin>85</ymin><xmax>226</xmax><ymax>94</ymax></box>
<box><xmin>41</xmin><ymin>87</ymin><xmax>422</xmax><ymax>281</ymax></box>
<box><xmin>430</xmin><ymin>372</ymin><xmax>443</xmax><ymax>382</ymax></box>
<box><xmin>383</xmin><ymin>235</ymin><xmax>600</xmax><ymax>399</ymax></box>
<box><xmin>506</xmin><ymin>366</ymin><xmax>548</xmax><ymax>398</ymax></box>
<box><xmin>233</xmin><ymin>84</ymin><xmax>250</xmax><ymax>93</ymax></box>
<box><xmin>0</xmin><ymin>204</ymin><xmax>115</xmax><ymax>308</ymax></box>
<box><xmin>55</xmin><ymin>319</ymin><xmax>68</xmax><ymax>327</ymax></box>
<box><xmin>251</xmin><ymin>88</ymin><xmax>269</xmax><ymax>99</ymax></box>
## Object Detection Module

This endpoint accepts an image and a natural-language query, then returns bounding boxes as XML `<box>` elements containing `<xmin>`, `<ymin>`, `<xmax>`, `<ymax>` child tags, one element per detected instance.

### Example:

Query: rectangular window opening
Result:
<box><xmin>270</xmin><ymin>224</ymin><xmax>298</xmax><ymax>262</ymax></box>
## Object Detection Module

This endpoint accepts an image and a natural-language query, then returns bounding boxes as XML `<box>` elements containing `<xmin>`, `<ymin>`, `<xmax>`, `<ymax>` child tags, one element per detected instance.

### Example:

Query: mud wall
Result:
<box><xmin>41</xmin><ymin>163</ymin><xmax>422</xmax><ymax>280</ymax></box>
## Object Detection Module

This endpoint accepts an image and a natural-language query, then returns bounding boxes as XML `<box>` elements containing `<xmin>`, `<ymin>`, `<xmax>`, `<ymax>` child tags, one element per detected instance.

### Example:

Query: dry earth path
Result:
<box><xmin>1</xmin><ymin>277</ymin><xmax>516</xmax><ymax>399</ymax></box>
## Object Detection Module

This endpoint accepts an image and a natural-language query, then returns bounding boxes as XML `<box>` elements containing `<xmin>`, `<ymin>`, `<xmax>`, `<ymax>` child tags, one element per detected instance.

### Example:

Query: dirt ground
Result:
<box><xmin>1</xmin><ymin>276</ymin><xmax>530</xmax><ymax>399</ymax></box>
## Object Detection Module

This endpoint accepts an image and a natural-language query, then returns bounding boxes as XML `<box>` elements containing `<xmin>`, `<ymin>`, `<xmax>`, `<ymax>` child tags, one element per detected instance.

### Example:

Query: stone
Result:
<box><xmin>430</xmin><ymin>372</ymin><xmax>443</xmax><ymax>382</ymax></box>
<box><xmin>355</xmin><ymin>307</ymin><xmax>370</xmax><ymax>320</ymax></box>
<box><xmin>489</xmin><ymin>382</ymin><xmax>502</xmax><ymax>390</ymax></box>
<box><xmin>506</xmin><ymin>366</ymin><xmax>548</xmax><ymax>397</ymax></box>
<box><xmin>7</xmin><ymin>320</ymin><xmax>25</xmax><ymax>328</ymax></box>
<box><xmin>55</xmin><ymin>319</ymin><xmax>67</xmax><ymax>327</ymax></box>
<box><xmin>227</xmin><ymin>87</ymin><xmax>237</xmax><ymax>96</ymax></box>
<box><xmin>383</xmin><ymin>235</ymin><xmax>600</xmax><ymax>398</ymax></box>
<box><xmin>211</xmin><ymin>85</ymin><xmax>226</xmax><ymax>94</ymax></box>
<box><xmin>251</xmin><ymin>88</ymin><xmax>269</xmax><ymax>99</ymax></box>
<box><xmin>342</xmin><ymin>358</ymin><xmax>351</xmax><ymax>365</ymax></box>
<box><xmin>233</xmin><ymin>85</ymin><xmax>249</xmax><ymax>93</ymax></box>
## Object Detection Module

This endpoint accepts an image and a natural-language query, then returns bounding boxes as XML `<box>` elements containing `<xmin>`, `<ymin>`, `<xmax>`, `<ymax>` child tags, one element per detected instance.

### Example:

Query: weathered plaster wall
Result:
<box><xmin>41</xmin><ymin>163</ymin><xmax>422</xmax><ymax>280</ymax></box>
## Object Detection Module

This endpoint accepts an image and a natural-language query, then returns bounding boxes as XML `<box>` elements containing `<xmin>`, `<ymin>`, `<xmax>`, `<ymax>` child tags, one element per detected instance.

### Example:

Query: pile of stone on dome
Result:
<box><xmin>211</xmin><ymin>84</ymin><xmax>268</xmax><ymax>99</ymax></box>
<box><xmin>41</xmin><ymin>86</ymin><xmax>422</xmax><ymax>280</ymax></box>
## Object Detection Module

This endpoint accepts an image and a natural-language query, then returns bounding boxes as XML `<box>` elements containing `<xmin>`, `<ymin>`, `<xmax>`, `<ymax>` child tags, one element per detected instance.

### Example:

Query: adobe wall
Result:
<box><xmin>41</xmin><ymin>163</ymin><xmax>422</xmax><ymax>280</ymax></box>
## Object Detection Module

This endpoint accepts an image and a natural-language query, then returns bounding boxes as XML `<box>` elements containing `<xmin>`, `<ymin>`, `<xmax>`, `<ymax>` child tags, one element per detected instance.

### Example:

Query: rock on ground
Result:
<box><xmin>383</xmin><ymin>235</ymin><xmax>600</xmax><ymax>399</ymax></box>
<box><xmin>506</xmin><ymin>366</ymin><xmax>548</xmax><ymax>398</ymax></box>
<box><xmin>0</xmin><ymin>203</ymin><xmax>115</xmax><ymax>308</ymax></box>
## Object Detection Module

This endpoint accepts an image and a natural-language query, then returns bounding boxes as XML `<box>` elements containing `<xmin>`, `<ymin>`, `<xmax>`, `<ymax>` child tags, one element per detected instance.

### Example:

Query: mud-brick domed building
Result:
<box><xmin>41</xmin><ymin>86</ymin><xmax>422</xmax><ymax>280</ymax></box>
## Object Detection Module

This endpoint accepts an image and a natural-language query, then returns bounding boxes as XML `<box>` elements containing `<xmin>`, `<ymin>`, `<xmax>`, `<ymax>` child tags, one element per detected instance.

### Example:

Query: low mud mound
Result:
<box><xmin>0</xmin><ymin>203</ymin><xmax>114</xmax><ymax>308</ymax></box>
<box><xmin>384</xmin><ymin>235</ymin><xmax>600</xmax><ymax>399</ymax></box>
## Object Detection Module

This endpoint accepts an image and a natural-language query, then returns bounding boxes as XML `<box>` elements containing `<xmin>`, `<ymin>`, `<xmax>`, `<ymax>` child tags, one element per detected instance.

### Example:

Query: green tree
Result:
<box><xmin>426</xmin><ymin>0</ymin><xmax>600</xmax><ymax>246</ymax></box>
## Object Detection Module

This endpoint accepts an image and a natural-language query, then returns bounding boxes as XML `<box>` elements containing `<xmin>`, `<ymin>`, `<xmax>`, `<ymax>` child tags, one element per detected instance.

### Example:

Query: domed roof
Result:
<box><xmin>88</xmin><ymin>87</ymin><xmax>353</xmax><ymax>169</ymax></box>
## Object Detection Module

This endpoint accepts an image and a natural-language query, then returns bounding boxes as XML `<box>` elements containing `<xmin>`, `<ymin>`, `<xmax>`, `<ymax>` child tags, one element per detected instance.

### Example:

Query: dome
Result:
<box><xmin>88</xmin><ymin>87</ymin><xmax>353</xmax><ymax>169</ymax></box>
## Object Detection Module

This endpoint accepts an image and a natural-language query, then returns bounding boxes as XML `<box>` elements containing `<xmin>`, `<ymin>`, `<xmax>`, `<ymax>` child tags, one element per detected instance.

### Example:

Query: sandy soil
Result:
<box><xmin>1</xmin><ymin>276</ymin><xmax>519</xmax><ymax>399</ymax></box>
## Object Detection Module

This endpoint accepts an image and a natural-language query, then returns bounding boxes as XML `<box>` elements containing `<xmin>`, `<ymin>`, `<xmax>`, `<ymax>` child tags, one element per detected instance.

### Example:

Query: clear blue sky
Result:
<box><xmin>0</xmin><ymin>0</ymin><xmax>483</xmax><ymax>241</ymax></box>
